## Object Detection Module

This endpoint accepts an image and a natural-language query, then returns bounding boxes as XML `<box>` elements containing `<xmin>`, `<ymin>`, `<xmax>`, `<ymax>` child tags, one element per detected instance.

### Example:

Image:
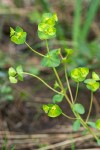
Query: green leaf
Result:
<box><xmin>72</xmin><ymin>103</ymin><xmax>85</xmax><ymax>114</ymax></box>
<box><xmin>16</xmin><ymin>26</ymin><xmax>23</xmax><ymax>32</ymax></box>
<box><xmin>53</xmin><ymin>94</ymin><xmax>64</xmax><ymax>103</ymax></box>
<box><xmin>41</xmin><ymin>49</ymin><xmax>60</xmax><ymax>67</ymax></box>
<box><xmin>92</xmin><ymin>72</ymin><xmax>100</xmax><ymax>81</ymax></box>
<box><xmin>73</xmin><ymin>119</ymin><xmax>81</xmax><ymax>131</ymax></box>
<box><xmin>41</xmin><ymin>13</ymin><xmax>58</xmax><ymax>23</ymax></box>
<box><xmin>96</xmin><ymin>119</ymin><xmax>100</xmax><ymax>130</ymax></box>
<box><xmin>43</xmin><ymin>105</ymin><xmax>49</xmax><ymax>114</ymax></box>
<box><xmin>71</xmin><ymin>67</ymin><xmax>89</xmax><ymax>82</ymax></box>
<box><xmin>9</xmin><ymin>76</ymin><xmax>17</xmax><ymax>84</ymax></box>
<box><xmin>16</xmin><ymin>65</ymin><xmax>23</xmax><ymax>81</ymax></box>
<box><xmin>87</xmin><ymin>121</ymin><xmax>96</xmax><ymax>128</ymax></box>
<box><xmin>8</xmin><ymin>67</ymin><xmax>16</xmax><ymax>77</ymax></box>
<box><xmin>10</xmin><ymin>26</ymin><xmax>27</xmax><ymax>45</ymax></box>
<box><xmin>10</xmin><ymin>27</ymin><xmax>15</xmax><ymax>36</ymax></box>
<box><xmin>84</xmin><ymin>79</ymin><xmax>99</xmax><ymax>92</ymax></box>
<box><xmin>42</xmin><ymin>104</ymin><xmax>62</xmax><ymax>118</ymax></box>
<box><xmin>65</xmin><ymin>48</ymin><xmax>73</xmax><ymax>56</ymax></box>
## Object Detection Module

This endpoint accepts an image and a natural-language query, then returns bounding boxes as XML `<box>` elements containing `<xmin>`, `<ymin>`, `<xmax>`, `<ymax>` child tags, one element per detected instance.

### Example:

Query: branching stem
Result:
<box><xmin>23</xmin><ymin>72</ymin><xmax>61</xmax><ymax>94</ymax></box>
<box><xmin>62</xmin><ymin>112</ymin><xmax>76</xmax><ymax>120</ymax></box>
<box><xmin>64</xmin><ymin>64</ymin><xmax>74</xmax><ymax>103</ymax></box>
<box><xmin>25</xmin><ymin>42</ymin><xmax>45</xmax><ymax>57</ymax></box>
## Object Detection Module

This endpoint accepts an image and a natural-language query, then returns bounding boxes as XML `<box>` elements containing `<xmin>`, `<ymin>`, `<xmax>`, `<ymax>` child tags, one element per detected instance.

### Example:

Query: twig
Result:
<box><xmin>37</xmin><ymin>133</ymin><xmax>100</xmax><ymax>150</ymax></box>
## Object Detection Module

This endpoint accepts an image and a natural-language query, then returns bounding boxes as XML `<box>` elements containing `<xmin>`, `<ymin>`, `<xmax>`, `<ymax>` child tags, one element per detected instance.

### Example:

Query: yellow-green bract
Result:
<box><xmin>84</xmin><ymin>79</ymin><xmax>99</xmax><ymax>92</ymax></box>
<box><xmin>38</xmin><ymin>13</ymin><xmax>58</xmax><ymax>40</ymax></box>
<box><xmin>43</xmin><ymin>104</ymin><xmax>62</xmax><ymax>117</ymax></box>
<box><xmin>10</xmin><ymin>26</ymin><xmax>27</xmax><ymax>44</ymax></box>
<box><xmin>92</xmin><ymin>72</ymin><xmax>100</xmax><ymax>81</ymax></box>
<box><xmin>71</xmin><ymin>67</ymin><xmax>89</xmax><ymax>82</ymax></box>
<box><xmin>8</xmin><ymin>66</ymin><xmax>23</xmax><ymax>84</ymax></box>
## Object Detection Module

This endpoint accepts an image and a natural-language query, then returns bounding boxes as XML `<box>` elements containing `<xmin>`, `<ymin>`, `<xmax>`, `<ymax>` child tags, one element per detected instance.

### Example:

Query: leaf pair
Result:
<box><xmin>10</xmin><ymin>26</ymin><xmax>27</xmax><ymax>44</ymax></box>
<box><xmin>8</xmin><ymin>66</ymin><xmax>23</xmax><ymax>83</ymax></box>
<box><xmin>38</xmin><ymin>13</ymin><xmax>58</xmax><ymax>40</ymax></box>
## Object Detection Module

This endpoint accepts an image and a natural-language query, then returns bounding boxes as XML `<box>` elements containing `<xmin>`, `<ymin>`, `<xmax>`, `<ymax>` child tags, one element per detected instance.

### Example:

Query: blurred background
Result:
<box><xmin>0</xmin><ymin>0</ymin><xmax>100</xmax><ymax>149</ymax></box>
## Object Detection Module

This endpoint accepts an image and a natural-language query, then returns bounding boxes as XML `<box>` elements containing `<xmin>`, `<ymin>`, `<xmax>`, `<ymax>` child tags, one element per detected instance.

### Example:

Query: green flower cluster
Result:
<box><xmin>71</xmin><ymin>67</ymin><xmax>89</xmax><ymax>82</ymax></box>
<box><xmin>84</xmin><ymin>72</ymin><xmax>100</xmax><ymax>92</ymax></box>
<box><xmin>10</xmin><ymin>26</ymin><xmax>27</xmax><ymax>44</ymax></box>
<box><xmin>38</xmin><ymin>13</ymin><xmax>58</xmax><ymax>40</ymax></box>
<box><xmin>43</xmin><ymin>104</ymin><xmax>62</xmax><ymax>117</ymax></box>
<box><xmin>8</xmin><ymin>66</ymin><xmax>23</xmax><ymax>83</ymax></box>
<box><xmin>71</xmin><ymin>67</ymin><xmax>100</xmax><ymax>92</ymax></box>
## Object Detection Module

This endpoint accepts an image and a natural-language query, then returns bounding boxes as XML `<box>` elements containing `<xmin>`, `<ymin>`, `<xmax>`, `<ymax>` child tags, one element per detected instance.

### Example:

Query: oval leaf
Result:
<box><xmin>87</xmin><ymin>121</ymin><xmax>96</xmax><ymax>128</ymax></box>
<box><xmin>16</xmin><ymin>65</ymin><xmax>23</xmax><ymax>81</ymax></box>
<box><xmin>73</xmin><ymin>119</ymin><xmax>81</xmax><ymax>131</ymax></box>
<box><xmin>9</xmin><ymin>76</ymin><xmax>17</xmax><ymax>84</ymax></box>
<box><xmin>43</xmin><ymin>105</ymin><xmax>49</xmax><ymax>114</ymax></box>
<box><xmin>53</xmin><ymin>94</ymin><xmax>64</xmax><ymax>103</ymax></box>
<box><xmin>72</xmin><ymin>103</ymin><xmax>85</xmax><ymax>114</ymax></box>
<box><xmin>8</xmin><ymin>67</ymin><xmax>16</xmax><ymax>77</ymax></box>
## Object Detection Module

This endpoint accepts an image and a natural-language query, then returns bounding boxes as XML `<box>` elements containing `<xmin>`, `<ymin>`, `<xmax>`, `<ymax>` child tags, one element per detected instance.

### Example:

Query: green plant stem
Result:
<box><xmin>46</xmin><ymin>40</ymin><xmax>49</xmax><ymax>53</ymax></box>
<box><xmin>75</xmin><ymin>113</ymin><xmax>98</xmax><ymax>141</ymax></box>
<box><xmin>53</xmin><ymin>67</ymin><xmax>72</xmax><ymax>106</ymax></box>
<box><xmin>74</xmin><ymin>82</ymin><xmax>79</xmax><ymax>103</ymax></box>
<box><xmin>25</xmin><ymin>42</ymin><xmax>45</xmax><ymax>57</ymax></box>
<box><xmin>62</xmin><ymin>112</ymin><xmax>76</xmax><ymax>120</ymax></box>
<box><xmin>53</xmin><ymin>68</ymin><xmax>63</xmax><ymax>90</ymax></box>
<box><xmin>45</xmin><ymin>40</ymin><xmax>72</xmax><ymax>106</ymax></box>
<box><xmin>45</xmin><ymin>41</ymin><xmax>63</xmax><ymax>90</ymax></box>
<box><xmin>64</xmin><ymin>64</ymin><xmax>74</xmax><ymax>103</ymax></box>
<box><xmin>23</xmin><ymin>72</ymin><xmax>61</xmax><ymax>94</ymax></box>
<box><xmin>45</xmin><ymin>40</ymin><xmax>99</xmax><ymax>141</ymax></box>
<box><xmin>86</xmin><ymin>92</ymin><xmax>93</xmax><ymax>122</ymax></box>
